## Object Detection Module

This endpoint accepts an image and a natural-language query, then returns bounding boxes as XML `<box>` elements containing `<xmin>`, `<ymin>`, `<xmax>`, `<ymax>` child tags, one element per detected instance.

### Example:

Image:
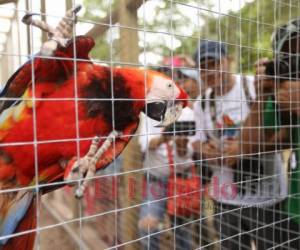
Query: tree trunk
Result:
<box><xmin>118</xmin><ymin>1</ymin><xmax>142</xmax><ymax>250</ymax></box>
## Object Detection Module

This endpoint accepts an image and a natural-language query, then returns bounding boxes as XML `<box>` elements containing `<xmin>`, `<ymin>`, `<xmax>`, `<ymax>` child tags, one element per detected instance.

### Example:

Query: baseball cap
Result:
<box><xmin>179</xmin><ymin>68</ymin><xmax>199</xmax><ymax>81</ymax></box>
<box><xmin>194</xmin><ymin>40</ymin><xmax>228</xmax><ymax>65</ymax></box>
<box><xmin>271</xmin><ymin>18</ymin><xmax>300</xmax><ymax>55</ymax></box>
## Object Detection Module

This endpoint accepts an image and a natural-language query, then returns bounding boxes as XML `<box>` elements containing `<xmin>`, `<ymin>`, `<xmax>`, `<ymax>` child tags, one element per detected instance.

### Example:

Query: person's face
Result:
<box><xmin>199</xmin><ymin>57</ymin><xmax>230</xmax><ymax>90</ymax></box>
<box><xmin>183</xmin><ymin>78</ymin><xmax>199</xmax><ymax>99</ymax></box>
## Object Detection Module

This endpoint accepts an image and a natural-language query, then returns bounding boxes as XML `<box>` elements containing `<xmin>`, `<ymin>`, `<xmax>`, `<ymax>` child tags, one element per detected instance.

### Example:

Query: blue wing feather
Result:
<box><xmin>0</xmin><ymin>192</ymin><xmax>33</xmax><ymax>245</ymax></box>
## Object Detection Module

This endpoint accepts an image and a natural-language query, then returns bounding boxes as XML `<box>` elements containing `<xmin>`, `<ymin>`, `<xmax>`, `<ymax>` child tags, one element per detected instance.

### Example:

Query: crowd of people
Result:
<box><xmin>137</xmin><ymin>18</ymin><xmax>300</xmax><ymax>250</ymax></box>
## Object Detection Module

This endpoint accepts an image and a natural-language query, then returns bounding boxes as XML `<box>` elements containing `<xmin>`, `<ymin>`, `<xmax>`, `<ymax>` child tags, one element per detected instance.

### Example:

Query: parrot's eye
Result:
<box><xmin>167</xmin><ymin>82</ymin><xmax>173</xmax><ymax>88</ymax></box>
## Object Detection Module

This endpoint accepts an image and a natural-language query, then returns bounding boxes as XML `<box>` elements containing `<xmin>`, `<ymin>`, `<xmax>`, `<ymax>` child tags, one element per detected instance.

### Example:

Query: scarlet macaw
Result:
<box><xmin>0</xmin><ymin>6</ymin><xmax>188</xmax><ymax>249</ymax></box>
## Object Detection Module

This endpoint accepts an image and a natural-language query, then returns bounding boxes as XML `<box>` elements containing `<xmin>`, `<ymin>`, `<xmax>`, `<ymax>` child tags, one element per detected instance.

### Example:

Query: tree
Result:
<box><xmin>193</xmin><ymin>0</ymin><xmax>300</xmax><ymax>73</ymax></box>
<box><xmin>81</xmin><ymin>0</ymin><xmax>300</xmax><ymax>72</ymax></box>
<box><xmin>81</xmin><ymin>0</ymin><xmax>209</xmax><ymax>65</ymax></box>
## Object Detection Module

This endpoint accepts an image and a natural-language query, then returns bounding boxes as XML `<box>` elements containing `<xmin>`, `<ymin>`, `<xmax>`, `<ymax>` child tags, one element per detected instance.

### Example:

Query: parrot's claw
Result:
<box><xmin>65</xmin><ymin>131</ymin><xmax>121</xmax><ymax>199</ymax></box>
<box><xmin>74</xmin><ymin>187</ymin><xmax>84</xmax><ymax>199</ymax></box>
<box><xmin>64</xmin><ymin>136</ymin><xmax>99</xmax><ymax>184</ymax></box>
<box><xmin>40</xmin><ymin>39</ymin><xmax>67</xmax><ymax>56</ymax></box>
<box><xmin>22</xmin><ymin>4</ymin><xmax>82</xmax><ymax>56</ymax></box>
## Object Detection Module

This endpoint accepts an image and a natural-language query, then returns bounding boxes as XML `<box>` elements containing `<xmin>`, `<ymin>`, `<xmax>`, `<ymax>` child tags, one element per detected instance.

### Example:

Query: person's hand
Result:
<box><xmin>192</xmin><ymin>140</ymin><xmax>219</xmax><ymax>158</ymax></box>
<box><xmin>223</xmin><ymin>140</ymin><xmax>240</xmax><ymax>167</ymax></box>
<box><xmin>201</xmin><ymin>140</ymin><xmax>222</xmax><ymax>159</ymax></box>
<box><xmin>148</xmin><ymin>135</ymin><xmax>170</xmax><ymax>150</ymax></box>
<box><xmin>254</xmin><ymin>58</ymin><xmax>274</xmax><ymax>93</ymax></box>
<box><xmin>276</xmin><ymin>80</ymin><xmax>300</xmax><ymax>116</ymax></box>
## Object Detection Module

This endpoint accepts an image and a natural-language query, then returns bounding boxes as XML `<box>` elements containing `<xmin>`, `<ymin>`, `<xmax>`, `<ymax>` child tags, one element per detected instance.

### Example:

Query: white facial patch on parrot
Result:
<box><xmin>145</xmin><ymin>75</ymin><xmax>183</xmax><ymax>127</ymax></box>
<box><xmin>146</xmin><ymin>76</ymin><xmax>180</xmax><ymax>102</ymax></box>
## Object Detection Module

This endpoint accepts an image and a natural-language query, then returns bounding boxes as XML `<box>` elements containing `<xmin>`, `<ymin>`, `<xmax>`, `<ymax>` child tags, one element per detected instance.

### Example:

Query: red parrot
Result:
<box><xmin>0</xmin><ymin>35</ymin><xmax>188</xmax><ymax>249</ymax></box>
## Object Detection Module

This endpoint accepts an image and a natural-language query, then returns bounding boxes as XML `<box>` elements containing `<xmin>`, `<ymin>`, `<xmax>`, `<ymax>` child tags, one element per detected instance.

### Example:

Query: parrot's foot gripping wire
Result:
<box><xmin>22</xmin><ymin>5</ymin><xmax>82</xmax><ymax>56</ymax></box>
<box><xmin>67</xmin><ymin>131</ymin><xmax>120</xmax><ymax>199</ymax></box>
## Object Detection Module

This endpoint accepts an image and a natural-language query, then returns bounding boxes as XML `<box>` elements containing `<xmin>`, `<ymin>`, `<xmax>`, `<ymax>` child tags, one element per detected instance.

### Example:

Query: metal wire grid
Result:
<box><xmin>0</xmin><ymin>0</ymin><xmax>299</xmax><ymax>249</ymax></box>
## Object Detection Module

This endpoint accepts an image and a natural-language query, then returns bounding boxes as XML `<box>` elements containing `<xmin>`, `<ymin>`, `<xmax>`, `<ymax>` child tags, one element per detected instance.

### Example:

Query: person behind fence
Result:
<box><xmin>138</xmin><ymin>105</ymin><xmax>198</xmax><ymax>250</ymax></box>
<box><xmin>236</xmin><ymin>18</ymin><xmax>300</xmax><ymax>249</ymax></box>
<box><xmin>192</xmin><ymin>39</ymin><xmax>289</xmax><ymax>249</ymax></box>
<box><xmin>178</xmin><ymin>61</ymin><xmax>217</xmax><ymax>248</ymax></box>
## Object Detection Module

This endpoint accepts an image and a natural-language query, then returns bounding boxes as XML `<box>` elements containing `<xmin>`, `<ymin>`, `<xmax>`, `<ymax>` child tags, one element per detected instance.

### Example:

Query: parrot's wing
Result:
<box><xmin>62</xmin><ymin>120</ymin><xmax>140</xmax><ymax>196</ymax></box>
<box><xmin>61</xmin><ymin>35</ymin><xmax>95</xmax><ymax>60</ymax></box>
<box><xmin>0</xmin><ymin>36</ymin><xmax>95</xmax><ymax>113</ymax></box>
<box><xmin>41</xmin><ymin>121</ymin><xmax>139</xmax><ymax>194</ymax></box>
<box><xmin>0</xmin><ymin>60</ymin><xmax>33</xmax><ymax>112</ymax></box>
<box><xmin>37</xmin><ymin>119</ymin><xmax>138</xmax><ymax>194</ymax></box>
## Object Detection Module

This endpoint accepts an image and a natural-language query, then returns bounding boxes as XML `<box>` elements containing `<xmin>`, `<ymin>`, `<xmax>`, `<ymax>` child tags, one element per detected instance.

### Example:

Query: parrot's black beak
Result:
<box><xmin>145</xmin><ymin>100</ymin><xmax>183</xmax><ymax>127</ymax></box>
<box><xmin>145</xmin><ymin>101</ymin><xmax>167</xmax><ymax>122</ymax></box>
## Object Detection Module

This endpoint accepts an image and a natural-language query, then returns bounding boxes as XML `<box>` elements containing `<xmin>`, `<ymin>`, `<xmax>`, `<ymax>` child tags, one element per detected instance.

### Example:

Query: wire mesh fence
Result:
<box><xmin>0</xmin><ymin>0</ymin><xmax>300</xmax><ymax>249</ymax></box>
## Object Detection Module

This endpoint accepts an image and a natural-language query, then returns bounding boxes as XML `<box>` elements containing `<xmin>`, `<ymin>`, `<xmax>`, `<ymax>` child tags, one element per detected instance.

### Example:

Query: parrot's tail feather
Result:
<box><xmin>0</xmin><ymin>185</ymin><xmax>36</xmax><ymax>250</ymax></box>
<box><xmin>2</xmin><ymin>198</ymin><xmax>36</xmax><ymax>250</ymax></box>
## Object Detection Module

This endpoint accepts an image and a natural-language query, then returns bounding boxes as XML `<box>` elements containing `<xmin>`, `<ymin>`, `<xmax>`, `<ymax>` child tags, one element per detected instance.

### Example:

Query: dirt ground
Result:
<box><xmin>34</xmin><ymin>204</ymin><xmax>78</xmax><ymax>250</ymax></box>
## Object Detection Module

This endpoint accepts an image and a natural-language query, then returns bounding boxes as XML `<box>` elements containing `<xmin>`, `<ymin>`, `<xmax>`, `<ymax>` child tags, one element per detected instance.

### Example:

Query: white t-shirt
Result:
<box><xmin>193</xmin><ymin>75</ymin><xmax>288</xmax><ymax>206</ymax></box>
<box><xmin>139</xmin><ymin>107</ymin><xmax>195</xmax><ymax>178</ymax></box>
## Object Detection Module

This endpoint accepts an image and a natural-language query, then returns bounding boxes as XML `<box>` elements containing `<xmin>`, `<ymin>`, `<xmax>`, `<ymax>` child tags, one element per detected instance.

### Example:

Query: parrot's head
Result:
<box><xmin>143</xmin><ymin>70</ymin><xmax>188</xmax><ymax>127</ymax></box>
<box><xmin>114</xmin><ymin>67</ymin><xmax>188</xmax><ymax>128</ymax></box>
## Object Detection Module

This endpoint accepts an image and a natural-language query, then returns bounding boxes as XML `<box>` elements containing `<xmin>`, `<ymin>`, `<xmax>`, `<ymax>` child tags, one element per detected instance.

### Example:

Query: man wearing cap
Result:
<box><xmin>192</xmin><ymin>40</ymin><xmax>288</xmax><ymax>249</ymax></box>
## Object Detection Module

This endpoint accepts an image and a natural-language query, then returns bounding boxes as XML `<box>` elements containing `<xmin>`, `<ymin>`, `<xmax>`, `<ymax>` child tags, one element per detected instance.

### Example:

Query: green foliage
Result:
<box><xmin>198</xmin><ymin>0</ymin><xmax>300</xmax><ymax>73</ymax></box>
<box><xmin>82</xmin><ymin>0</ymin><xmax>117</xmax><ymax>21</ymax></box>
<box><xmin>82</xmin><ymin>0</ymin><xmax>300</xmax><ymax>70</ymax></box>
<box><xmin>82</xmin><ymin>0</ymin><xmax>203</xmax><ymax>63</ymax></box>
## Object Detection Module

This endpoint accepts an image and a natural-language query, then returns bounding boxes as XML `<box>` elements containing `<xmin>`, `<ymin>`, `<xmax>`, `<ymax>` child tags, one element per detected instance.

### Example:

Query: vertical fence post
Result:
<box><xmin>40</xmin><ymin>0</ymin><xmax>47</xmax><ymax>43</ymax></box>
<box><xmin>118</xmin><ymin>1</ymin><xmax>143</xmax><ymax>249</ymax></box>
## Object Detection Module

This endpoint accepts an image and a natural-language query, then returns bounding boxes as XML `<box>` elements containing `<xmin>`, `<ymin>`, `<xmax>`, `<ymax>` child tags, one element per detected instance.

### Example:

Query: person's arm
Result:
<box><xmin>191</xmin><ymin>99</ymin><xmax>207</xmax><ymax>159</ymax></box>
<box><xmin>148</xmin><ymin>136</ymin><xmax>169</xmax><ymax>150</ymax></box>
<box><xmin>239</xmin><ymin>99</ymin><xmax>290</xmax><ymax>156</ymax></box>
<box><xmin>191</xmin><ymin>99</ymin><xmax>223</xmax><ymax>163</ymax></box>
<box><xmin>221</xmin><ymin>98</ymin><xmax>290</xmax><ymax>168</ymax></box>
<box><xmin>223</xmin><ymin>64</ymin><xmax>291</xmax><ymax>166</ymax></box>
<box><xmin>238</xmin><ymin>58</ymin><xmax>291</xmax><ymax>156</ymax></box>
